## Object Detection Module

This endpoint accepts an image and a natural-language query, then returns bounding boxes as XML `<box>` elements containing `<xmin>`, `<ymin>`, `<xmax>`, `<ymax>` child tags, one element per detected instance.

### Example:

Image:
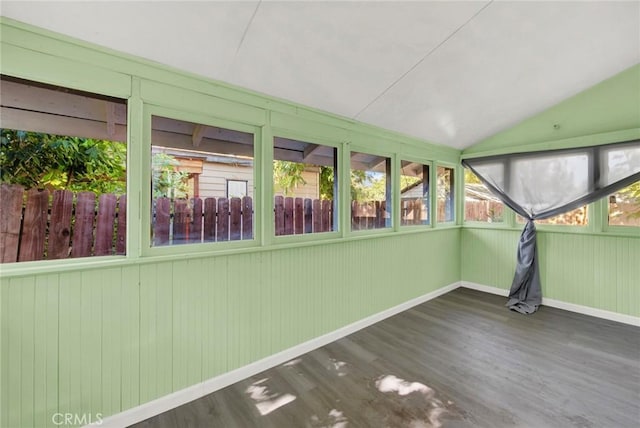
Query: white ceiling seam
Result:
<box><xmin>235</xmin><ymin>0</ymin><xmax>263</xmax><ymax>56</ymax></box>
<box><xmin>354</xmin><ymin>0</ymin><xmax>494</xmax><ymax>120</ymax></box>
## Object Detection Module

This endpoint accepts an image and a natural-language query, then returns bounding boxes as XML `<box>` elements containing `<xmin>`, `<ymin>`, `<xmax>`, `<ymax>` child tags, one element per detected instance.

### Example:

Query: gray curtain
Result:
<box><xmin>462</xmin><ymin>140</ymin><xmax>640</xmax><ymax>314</ymax></box>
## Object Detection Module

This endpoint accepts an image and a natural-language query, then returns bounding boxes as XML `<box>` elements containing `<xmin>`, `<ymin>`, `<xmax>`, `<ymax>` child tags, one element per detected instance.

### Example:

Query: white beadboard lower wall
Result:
<box><xmin>461</xmin><ymin>281</ymin><xmax>640</xmax><ymax>327</ymax></box>
<box><xmin>90</xmin><ymin>281</ymin><xmax>462</xmax><ymax>428</ymax></box>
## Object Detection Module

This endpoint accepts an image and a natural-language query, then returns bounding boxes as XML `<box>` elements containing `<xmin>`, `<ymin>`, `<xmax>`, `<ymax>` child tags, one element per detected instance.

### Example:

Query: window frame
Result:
<box><xmin>0</xmin><ymin>74</ymin><xmax>131</xmax><ymax>266</ymax></box>
<box><xmin>603</xmin><ymin>180</ymin><xmax>640</xmax><ymax>235</ymax></box>
<box><xmin>435</xmin><ymin>162</ymin><xmax>457</xmax><ymax>226</ymax></box>
<box><xmin>347</xmin><ymin>146</ymin><xmax>395</xmax><ymax>235</ymax></box>
<box><xmin>399</xmin><ymin>158</ymin><xmax>433</xmax><ymax>229</ymax></box>
<box><xmin>141</xmin><ymin>104</ymin><xmax>262</xmax><ymax>257</ymax></box>
<box><xmin>270</xmin><ymin>128</ymin><xmax>342</xmax><ymax>244</ymax></box>
<box><xmin>514</xmin><ymin>204</ymin><xmax>596</xmax><ymax>233</ymax></box>
<box><xmin>462</xmin><ymin>168</ymin><xmax>507</xmax><ymax>227</ymax></box>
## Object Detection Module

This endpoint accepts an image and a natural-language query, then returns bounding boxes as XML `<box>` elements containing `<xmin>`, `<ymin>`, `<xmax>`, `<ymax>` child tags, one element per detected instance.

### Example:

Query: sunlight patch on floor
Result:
<box><xmin>245</xmin><ymin>378</ymin><xmax>297</xmax><ymax>416</ymax></box>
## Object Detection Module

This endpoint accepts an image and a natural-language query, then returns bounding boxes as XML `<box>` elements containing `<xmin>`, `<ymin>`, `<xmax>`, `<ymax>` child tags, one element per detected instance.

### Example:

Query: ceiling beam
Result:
<box><xmin>192</xmin><ymin>124</ymin><xmax>208</xmax><ymax>147</ymax></box>
<box><xmin>367</xmin><ymin>156</ymin><xmax>387</xmax><ymax>171</ymax></box>
<box><xmin>106</xmin><ymin>102</ymin><xmax>117</xmax><ymax>137</ymax></box>
<box><xmin>302</xmin><ymin>144</ymin><xmax>320</xmax><ymax>160</ymax></box>
<box><xmin>1</xmin><ymin>80</ymin><xmax>127</xmax><ymax>124</ymax></box>
<box><xmin>1</xmin><ymin>106</ymin><xmax>127</xmax><ymax>142</ymax></box>
<box><xmin>152</xmin><ymin>129</ymin><xmax>254</xmax><ymax>158</ymax></box>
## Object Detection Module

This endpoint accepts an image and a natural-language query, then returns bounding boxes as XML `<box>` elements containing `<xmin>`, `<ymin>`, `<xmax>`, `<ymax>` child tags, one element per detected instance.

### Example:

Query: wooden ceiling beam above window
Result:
<box><xmin>302</xmin><ymin>144</ymin><xmax>320</xmax><ymax>160</ymax></box>
<box><xmin>106</xmin><ymin>102</ymin><xmax>117</xmax><ymax>137</ymax></box>
<box><xmin>191</xmin><ymin>124</ymin><xmax>208</xmax><ymax>147</ymax></box>
<box><xmin>367</xmin><ymin>156</ymin><xmax>387</xmax><ymax>171</ymax></box>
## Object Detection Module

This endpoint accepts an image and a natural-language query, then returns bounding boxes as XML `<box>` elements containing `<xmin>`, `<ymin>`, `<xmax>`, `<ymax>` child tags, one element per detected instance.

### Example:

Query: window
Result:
<box><xmin>150</xmin><ymin>115</ymin><xmax>254</xmax><ymax>246</ymax></box>
<box><xmin>400</xmin><ymin>160</ymin><xmax>429</xmax><ymax>225</ymax></box>
<box><xmin>227</xmin><ymin>180</ymin><xmax>248</xmax><ymax>198</ymax></box>
<box><xmin>463</xmin><ymin>141</ymin><xmax>640</xmax><ymax>228</ymax></box>
<box><xmin>536</xmin><ymin>207</ymin><xmax>588</xmax><ymax>226</ymax></box>
<box><xmin>464</xmin><ymin>170</ymin><xmax>503</xmax><ymax>223</ymax></box>
<box><xmin>437</xmin><ymin>166</ymin><xmax>455</xmax><ymax>223</ymax></box>
<box><xmin>350</xmin><ymin>151</ymin><xmax>391</xmax><ymax>230</ymax></box>
<box><xmin>516</xmin><ymin>206</ymin><xmax>588</xmax><ymax>226</ymax></box>
<box><xmin>0</xmin><ymin>75</ymin><xmax>127</xmax><ymax>263</ymax></box>
<box><xmin>608</xmin><ymin>182</ymin><xmax>640</xmax><ymax>227</ymax></box>
<box><xmin>273</xmin><ymin>137</ymin><xmax>337</xmax><ymax>236</ymax></box>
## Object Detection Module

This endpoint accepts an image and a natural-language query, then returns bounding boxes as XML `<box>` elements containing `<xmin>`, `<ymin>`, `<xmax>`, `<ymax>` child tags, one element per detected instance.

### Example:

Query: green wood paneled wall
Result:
<box><xmin>0</xmin><ymin>17</ymin><xmax>466</xmax><ymax>428</ymax></box>
<box><xmin>1</xmin><ymin>230</ymin><xmax>460</xmax><ymax>427</ymax></box>
<box><xmin>462</xmin><ymin>228</ymin><xmax>640</xmax><ymax>317</ymax></box>
<box><xmin>2</xmin><ymin>15</ymin><xmax>639</xmax><ymax>428</ymax></box>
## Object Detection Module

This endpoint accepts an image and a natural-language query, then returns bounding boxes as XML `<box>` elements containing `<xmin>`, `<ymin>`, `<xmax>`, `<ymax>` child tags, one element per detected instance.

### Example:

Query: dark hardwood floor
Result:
<box><xmin>131</xmin><ymin>288</ymin><xmax>640</xmax><ymax>427</ymax></box>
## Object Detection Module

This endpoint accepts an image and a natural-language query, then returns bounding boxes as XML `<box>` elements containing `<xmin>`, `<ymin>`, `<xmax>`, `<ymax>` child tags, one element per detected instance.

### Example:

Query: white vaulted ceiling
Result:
<box><xmin>2</xmin><ymin>0</ymin><xmax>639</xmax><ymax>149</ymax></box>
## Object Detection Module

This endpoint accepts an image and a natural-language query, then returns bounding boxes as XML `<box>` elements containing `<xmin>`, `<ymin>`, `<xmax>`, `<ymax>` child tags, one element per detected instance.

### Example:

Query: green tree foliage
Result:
<box><xmin>273</xmin><ymin>160</ymin><xmax>307</xmax><ymax>195</ymax></box>
<box><xmin>400</xmin><ymin>175</ymin><xmax>422</xmax><ymax>193</ymax></box>
<box><xmin>274</xmin><ymin>161</ymin><xmax>342</xmax><ymax>201</ymax></box>
<box><xmin>351</xmin><ymin>170</ymin><xmax>387</xmax><ymax>202</ymax></box>
<box><xmin>464</xmin><ymin>168</ymin><xmax>481</xmax><ymax>184</ymax></box>
<box><xmin>0</xmin><ymin>129</ymin><xmax>126</xmax><ymax>194</ymax></box>
<box><xmin>318</xmin><ymin>166</ymin><xmax>334</xmax><ymax>200</ymax></box>
<box><xmin>274</xmin><ymin>160</ymin><xmax>400</xmax><ymax>202</ymax></box>
<box><xmin>152</xmin><ymin>153</ymin><xmax>190</xmax><ymax>199</ymax></box>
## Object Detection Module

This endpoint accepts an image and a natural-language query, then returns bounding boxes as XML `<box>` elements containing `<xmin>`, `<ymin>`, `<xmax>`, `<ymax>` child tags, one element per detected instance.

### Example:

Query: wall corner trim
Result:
<box><xmin>89</xmin><ymin>281</ymin><xmax>462</xmax><ymax>428</ymax></box>
<box><xmin>461</xmin><ymin>281</ymin><xmax>640</xmax><ymax>327</ymax></box>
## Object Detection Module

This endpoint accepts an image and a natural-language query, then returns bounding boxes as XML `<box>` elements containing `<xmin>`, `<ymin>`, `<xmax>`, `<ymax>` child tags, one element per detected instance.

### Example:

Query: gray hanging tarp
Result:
<box><xmin>462</xmin><ymin>140</ymin><xmax>640</xmax><ymax>314</ymax></box>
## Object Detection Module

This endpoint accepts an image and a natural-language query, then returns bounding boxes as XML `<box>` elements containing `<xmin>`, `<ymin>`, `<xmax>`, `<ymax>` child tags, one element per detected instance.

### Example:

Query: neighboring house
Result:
<box><xmin>273</xmin><ymin>166</ymin><xmax>320</xmax><ymax>200</ymax></box>
<box><xmin>152</xmin><ymin>146</ymin><xmax>320</xmax><ymax>200</ymax></box>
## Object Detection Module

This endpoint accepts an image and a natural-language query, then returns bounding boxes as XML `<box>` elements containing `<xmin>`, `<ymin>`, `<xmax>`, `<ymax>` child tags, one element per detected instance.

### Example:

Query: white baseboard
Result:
<box><xmin>459</xmin><ymin>281</ymin><xmax>509</xmax><ymax>297</ymax></box>
<box><xmin>461</xmin><ymin>281</ymin><xmax>640</xmax><ymax>327</ymax></box>
<box><xmin>90</xmin><ymin>281</ymin><xmax>462</xmax><ymax>428</ymax></box>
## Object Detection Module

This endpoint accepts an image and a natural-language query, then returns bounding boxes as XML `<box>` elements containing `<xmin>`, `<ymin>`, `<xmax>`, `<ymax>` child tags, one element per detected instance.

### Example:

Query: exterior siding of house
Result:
<box><xmin>274</xmin><ymin>168</ymin><xmax>320</xmax><ymax>200</ymax></box>
<box><xmin>199</xmin><ymin>161</ymin><xmax>255</xmax><ymax>199</ymax></box>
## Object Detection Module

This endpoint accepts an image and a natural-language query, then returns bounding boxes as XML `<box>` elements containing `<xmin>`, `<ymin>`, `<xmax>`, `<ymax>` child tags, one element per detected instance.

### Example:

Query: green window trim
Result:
<box><xmin>140</xmin><ymin>104</ymin><xmax>263</xmax><ymax>257</ymax></box>
<box><xmin>347</xmin><ymin>147</ymin><xmax>396</xmax><ymax>234</ymax></box>
<box><xmin>270</xmin><ymin>129</ymin><xmax>343</xmax><ymax>243</ymax></box>
<box><xmin>399</xmin><ymin>158</ymin><xmax>433</xmax><ymax>229</ymax></box>
<box><xmin>435</xmin><ymin>162</ymin><xmax>458</xmax><ymax>225</ymax></box>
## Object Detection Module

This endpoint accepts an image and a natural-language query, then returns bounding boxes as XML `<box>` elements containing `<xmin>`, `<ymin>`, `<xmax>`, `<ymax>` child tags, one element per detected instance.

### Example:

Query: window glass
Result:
<box><xmin>437</xmin><ymin>166</ymin><xmax>455</xmax><ymax>222</ymax></box>
<box><xmin>151</xmin><ymin>115</ymin><xmax>254</xmax><ymax>245</ymax></box>
<box><xmin>400</xmin><ymin>160</ymin><xmax>429</xmax><ymax>225</ymax></box>
<box><xmin>608</xmin><ymin>182</ymin><xmax>640</xmax><ymax>227</ymax></box>
<box><xmin>464</xmin><ymin>170</ymin><xmax>503</xmax><ymax>223</ymax></box>
<box><xmin>0</xmin><ymin>75</ymin><xmax>127</xmax><ymax>263</ymax></box>
<box><xmin>350</xmin><ymin>152</ymin><xmax>391</xmax><ymax>230</ymax></box>
<box><xmin>510</xmin><ymin>152</ymin><xmax>589</xmax><ymax>214</ymax></box>
<box><xmin>227</xmin><ymin>180</ymin><xmax>248</xmax><ymax>198</ymax></box>
<box><xmin>516</xmin><ymin>206</ymin><xmax>588</xmax><ymax>226</ymax></box>
<box><xmin>273</xmin><ymin>137</ymin><xmax>337</xmax><ymax>236</ymax></box>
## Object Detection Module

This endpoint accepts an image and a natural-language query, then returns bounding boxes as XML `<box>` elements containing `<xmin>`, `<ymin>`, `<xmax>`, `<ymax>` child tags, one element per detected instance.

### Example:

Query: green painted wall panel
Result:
<box><xmin>0</xmin><ymin>43</ymin><xmax>131</xmax><ymax>99</ymax></box>
<box><xmin>1</xmin><ymin>230</ymin><xmax>460</xmax><ymax>427</ymax></box>
<box><xmin>462</xmin><ymin>228</ymin><xmax>640</xmax><ymax>317</ymax></box>
<box><xmin>33</xmin><ymin>274</ymin><xmax>58</xmax><ymax>428</ymax></box>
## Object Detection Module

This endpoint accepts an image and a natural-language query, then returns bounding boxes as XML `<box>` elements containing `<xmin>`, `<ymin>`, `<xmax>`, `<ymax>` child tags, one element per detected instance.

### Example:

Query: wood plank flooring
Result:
<box><xmin>131</xmin><ymin>288</ymin><xmax>640</xmax><ymax>427</ymax></box>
